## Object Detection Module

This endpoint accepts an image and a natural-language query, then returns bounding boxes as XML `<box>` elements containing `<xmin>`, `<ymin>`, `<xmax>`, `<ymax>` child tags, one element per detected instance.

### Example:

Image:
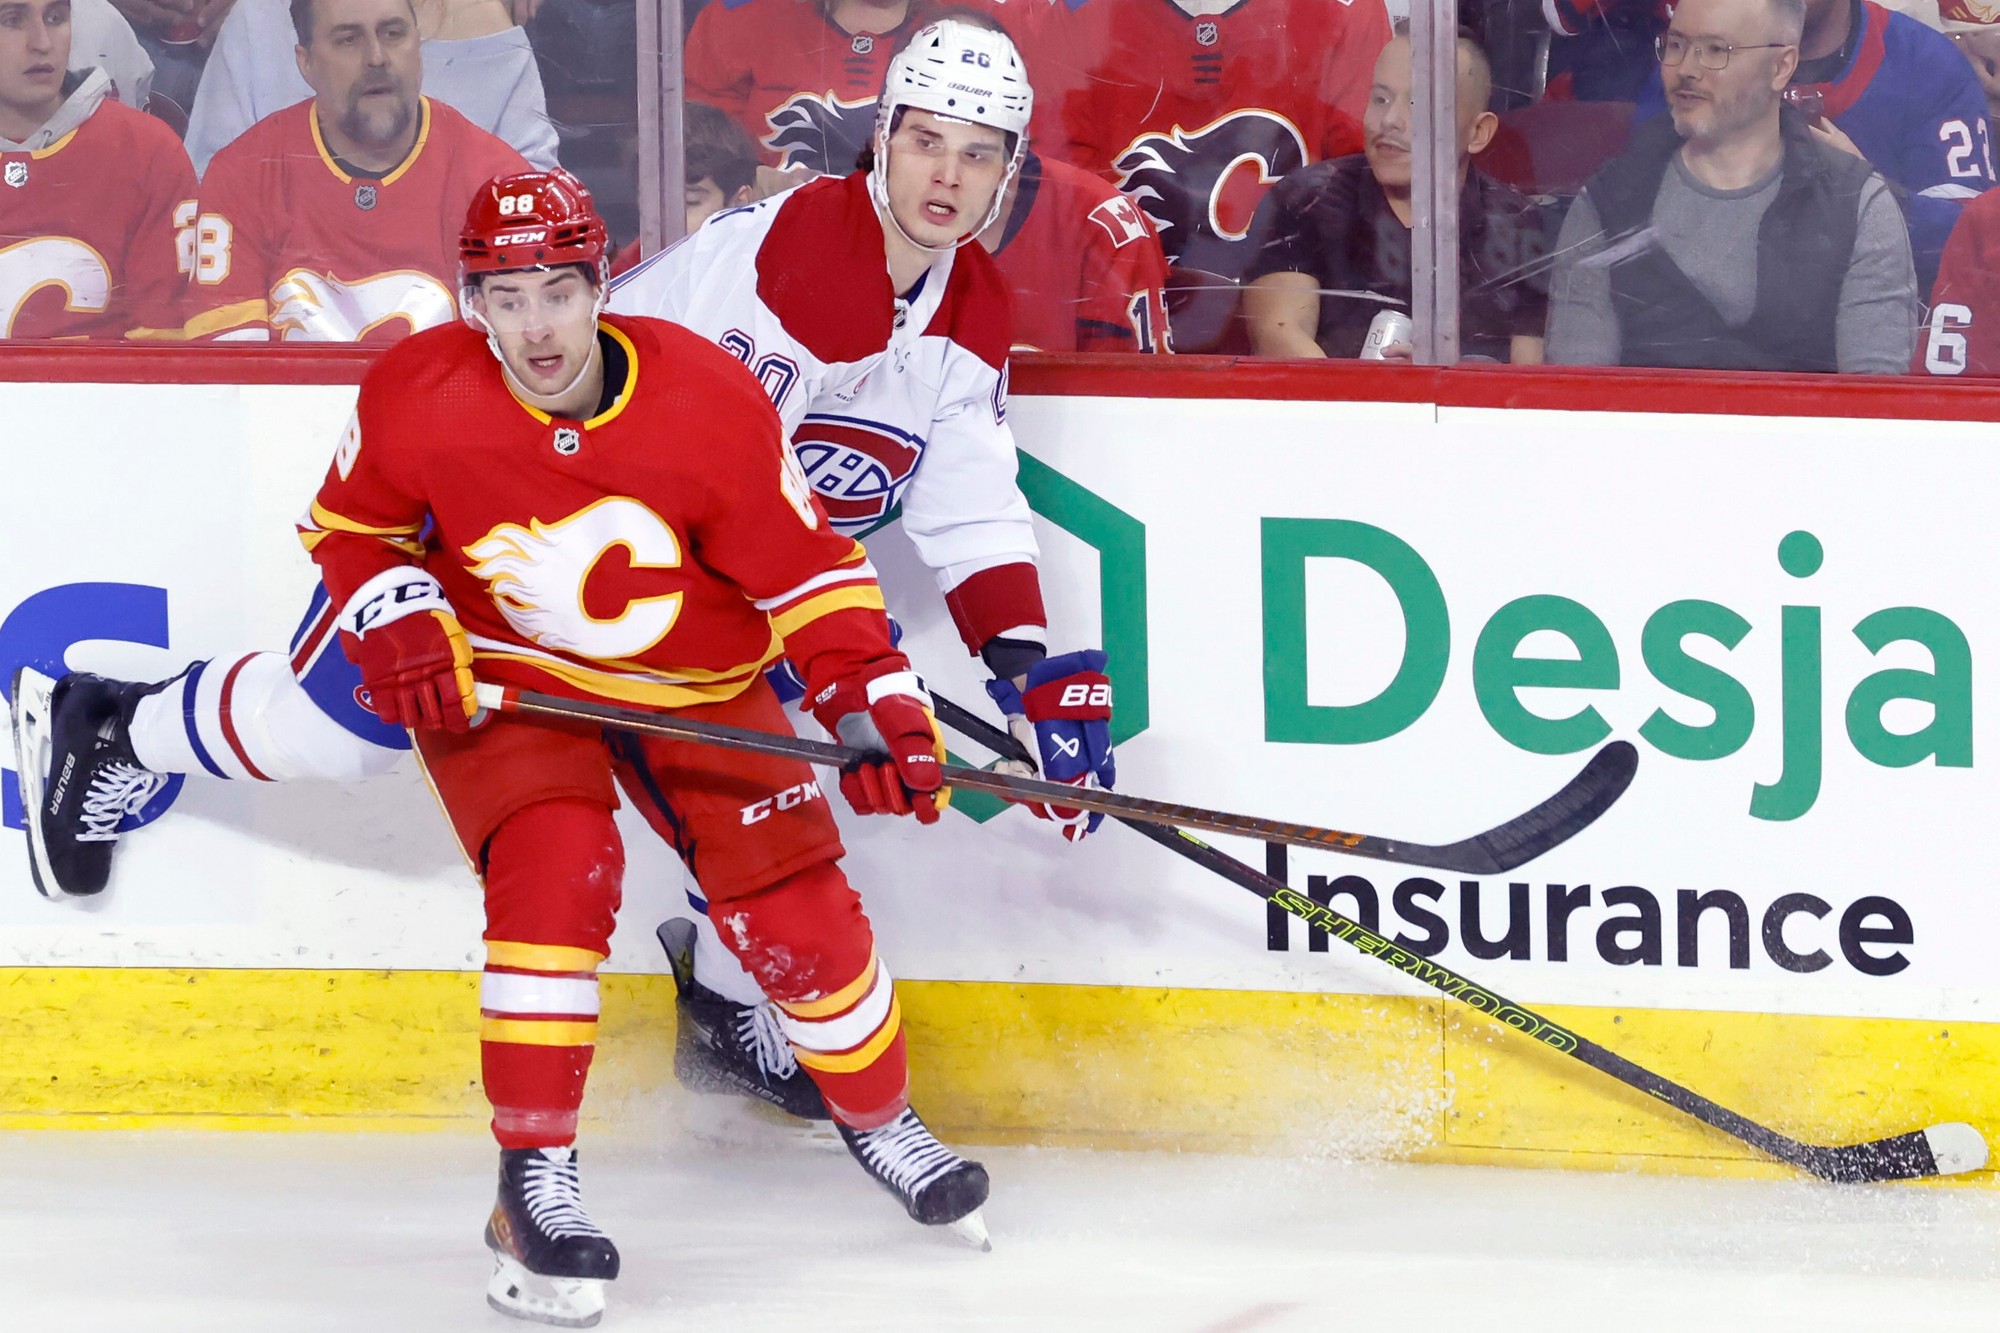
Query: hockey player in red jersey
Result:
<box><xmin>12</xmin><ymin>18</ymin><xmax>1114</xmax><ymax>1141</ymax></box>
<box><xmin>179</xmin><ymin>0</ymin><xmax>527</xmax><ymax>341</ymax></box>
<box><xmin>0</xmin><ymin>0</ymin><xmax>193</xmax><ymax>339</ymax></box>
<box><xmin>1031</xmin><ymin>0</ymin><xmax>1389</xmax><ymax>282</ymax></box>
<box><xmin>305</xmin><ymin>167</ymin><xmax>987</xmax><ymax>1324</ymax></box>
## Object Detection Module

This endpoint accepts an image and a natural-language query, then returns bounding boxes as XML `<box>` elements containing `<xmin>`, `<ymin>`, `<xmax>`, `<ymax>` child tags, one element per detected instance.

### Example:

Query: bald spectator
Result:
<box><xmin>1242</xmin><ymin>28</ymin><xmax>1548</xmax><ymax>363</ymax></box>
<box><xmin>1547</xmin><ymin>0</ymin><xmax>1918</xmax><ymax>372</ymax></box>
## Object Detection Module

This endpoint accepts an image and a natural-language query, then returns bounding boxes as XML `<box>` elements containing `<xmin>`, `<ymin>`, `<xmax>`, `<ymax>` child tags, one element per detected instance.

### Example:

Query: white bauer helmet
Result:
<box><xmin>867</xmin><ymin>17</ymin><xmax>1034</xmax><ymax>252</ymax></box>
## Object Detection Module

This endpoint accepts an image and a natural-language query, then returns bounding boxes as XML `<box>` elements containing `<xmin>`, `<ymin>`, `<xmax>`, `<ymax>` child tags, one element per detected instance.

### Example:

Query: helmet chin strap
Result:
<box><xmin>465</xmin><ymin>284</ymin><xmax>609</xmax><ymax>413</ymax></box>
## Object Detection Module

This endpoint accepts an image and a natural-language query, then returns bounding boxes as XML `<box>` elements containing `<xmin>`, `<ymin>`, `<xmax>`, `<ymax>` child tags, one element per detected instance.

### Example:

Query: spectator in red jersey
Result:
<box><xmin>1031</xmin><ymin>0</ymin><xmax>1388</xmax><ymax>283</ymax></box>
<box><xmin>977</xmin><ymin>145</ymin><xmax>1172</xmax><ymax>353</ymax></box>
<box><xmin>0</xmin><ymin>0</ymin><xmax>194</xmax><ymax>338</ymax></box>
<box><xmin>1243</xmin><ymin>27</ymin><xmax>1547</xmax><ymax>363</ymax></box>
<box><xmin>178</xmin><ymin>0</ymin><xmax>527</xmax><ymax>340</ymax></box>
<box><xmin>686</xmin><ymin>0</ymin><xmax>1031</xmax><ymax>182</ymax></box>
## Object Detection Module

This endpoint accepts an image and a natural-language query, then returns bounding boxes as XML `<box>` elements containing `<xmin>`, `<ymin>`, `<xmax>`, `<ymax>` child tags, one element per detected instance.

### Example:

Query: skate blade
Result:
<box><xmin>8</xmin><ymin>668</ymin><xmax>65</xmax><ymax>901</ymax></box>
<box><xmin>486</xmin><ymin>1253</ymin><xmax>609</xmax><ymax>1328</ymax></box>
<box><xmin>946</xmin><ymin>1208</ymin><xmax>992</xmax><ymax>1252</ymax></box>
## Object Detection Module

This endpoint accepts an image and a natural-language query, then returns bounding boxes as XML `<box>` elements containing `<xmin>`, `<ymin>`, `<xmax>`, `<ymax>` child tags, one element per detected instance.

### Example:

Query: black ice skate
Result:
<box><xmin>656</xmin><ymin>918</ymin><xmax>831</xmax><ymax>1122</ymax></box>
<box><xmin>484</xmin><ymin>1146</ymin><xmax>621</xmax><ymax>1328</ymax></box>
<box><xmin>10</xmin><ymin>668</ymin><xmax>170</xmax><ymax>899</ymax></box>
<box><xmin>839</xmin><ymin>1107</ymin><xmax>992</xmax><ymax>1250</ymax></box>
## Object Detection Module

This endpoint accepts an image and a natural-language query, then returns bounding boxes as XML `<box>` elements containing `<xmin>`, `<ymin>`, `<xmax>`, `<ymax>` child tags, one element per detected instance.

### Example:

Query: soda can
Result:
<box><xmin>1359</xmin><ymin>310</ymin><xmax>1414</xmax><ymax>360</ymax></box>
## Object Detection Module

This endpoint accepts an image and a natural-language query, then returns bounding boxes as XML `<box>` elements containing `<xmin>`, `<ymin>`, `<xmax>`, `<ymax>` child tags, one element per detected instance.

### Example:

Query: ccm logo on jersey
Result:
<box><xmin>740</xmin><ymin>780</ymin><xmax>824</xmax><ymax>824</ymax></box>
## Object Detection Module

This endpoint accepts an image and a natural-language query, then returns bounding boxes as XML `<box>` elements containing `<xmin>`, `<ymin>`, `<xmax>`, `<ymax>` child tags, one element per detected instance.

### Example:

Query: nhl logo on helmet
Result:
<box><xmin>790</xmin><ymin>417</ymin><xmax>923</xmax><ymax>529</ymax></box>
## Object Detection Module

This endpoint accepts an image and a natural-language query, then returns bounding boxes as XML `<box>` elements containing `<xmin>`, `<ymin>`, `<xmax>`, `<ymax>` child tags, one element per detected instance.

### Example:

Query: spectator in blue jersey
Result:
<box><xmin>1626</xmin><ymin>0</ymin><xmax>1993</xmax><ymax>293</ymax></box>
<box><xmin>1545</xmin><ymin>0</ymin><xmax>1919</xmax><ymax>373</ymax></box>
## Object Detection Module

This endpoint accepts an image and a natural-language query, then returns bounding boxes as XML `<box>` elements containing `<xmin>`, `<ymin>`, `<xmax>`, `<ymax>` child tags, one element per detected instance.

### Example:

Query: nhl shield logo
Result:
<box><xmin>553</xmin><ymin>426</ymin><xmax>582</xmax><ymax>456</ymax></box>
<box><xmin>354</xmin><ymin>184</ymin><xmax>378</xmax><ymax>210</ymax></box>
<box><xmin>1195</xmin><ymin>20</ymin><xmax>1219</xmax><ymax>45</ymax></box>
<box><xmin>851</xmin><ymin>34</ymin><xmax>873</xmax><ymax>54</ymax></box>
<box><xmin>3</xmin><ymin>161</ymin><xmax>26</xmax><ymax>189</ymax></box>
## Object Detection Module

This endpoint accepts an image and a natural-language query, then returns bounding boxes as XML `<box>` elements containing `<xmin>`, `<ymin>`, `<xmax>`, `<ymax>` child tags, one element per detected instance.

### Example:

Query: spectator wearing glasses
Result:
<box><xmin>1241</xmin><ymin>27</ymin><xmax>1548</xmax><ymax>363</ymax></box>
<box><xmin>1546</xmin><ymin>0</ymin><xmax>1917</xmax><ymax>372</ymax></box>
<box><xmin>1632</xmin><ymin>0</ymin><xmax>1992</xmax><ymax>294</ymax></box>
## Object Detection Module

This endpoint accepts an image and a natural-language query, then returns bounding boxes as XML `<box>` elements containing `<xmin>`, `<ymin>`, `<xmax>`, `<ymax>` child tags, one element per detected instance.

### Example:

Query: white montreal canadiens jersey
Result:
<box><xmin>608</xmin><ymin>172</ymin><xmax>1036</xmax><ymax>586</ymax></box>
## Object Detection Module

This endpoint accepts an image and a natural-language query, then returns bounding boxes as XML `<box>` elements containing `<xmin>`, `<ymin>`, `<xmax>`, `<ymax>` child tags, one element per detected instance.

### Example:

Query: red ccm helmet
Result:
<box><xmin>459</xmin><ymin>167</ymin><xmax>610</xmax><ymax>293</ymax></box>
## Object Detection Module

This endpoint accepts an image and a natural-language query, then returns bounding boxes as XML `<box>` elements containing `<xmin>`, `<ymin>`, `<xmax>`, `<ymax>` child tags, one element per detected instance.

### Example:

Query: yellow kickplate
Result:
<box><xmin>0</xmin><ymin>968</ymin><xmax>1992</xmax><ymax>1185</ymax></box>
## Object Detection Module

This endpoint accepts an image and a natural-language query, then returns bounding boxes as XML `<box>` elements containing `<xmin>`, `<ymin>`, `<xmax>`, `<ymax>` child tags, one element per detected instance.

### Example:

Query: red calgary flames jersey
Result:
<box><xmin>304</xmin><ymin>314</ymin><xmax>901</xmax><ymax>710</ymax></box>
<box><xmin>0</xmin><ymin>98</ymin><xmax>193</xmax><ymax>339</ymax></box>
<box><xmin>988</xmin><ymin>151</ymin><xmax>1170</xmax><ymax>352</ymax></box>
<box><xmin>1032</xmin><ymin>0</ymin><xmax>1386</xmax><ymax>280</ymax></box>
<box><xmin>184</xmin><ymin>97</ymin><xmax>527</xmax><ymax>342</ymax></box>
<box><xmin>1921</xmin><ymin>187</ymin><xmax>2000</xmax><ymax>376</ymax></box>
<box><xmin>686</xmin><ymin>0</ymin><xmax>1032</xmax><ymax>173</ymax></box>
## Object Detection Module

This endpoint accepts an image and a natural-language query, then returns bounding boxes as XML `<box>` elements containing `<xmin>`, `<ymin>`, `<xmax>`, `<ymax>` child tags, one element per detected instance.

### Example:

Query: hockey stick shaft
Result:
<box><xmin>470</xmin><ymin>683</ymin><xmax>1613</xmax><ymax>868</ymax></box>
<box><xmin>928</xmin><ymin>693</ymin><xmax>1969</xmax><ymax>1184</ymax></box>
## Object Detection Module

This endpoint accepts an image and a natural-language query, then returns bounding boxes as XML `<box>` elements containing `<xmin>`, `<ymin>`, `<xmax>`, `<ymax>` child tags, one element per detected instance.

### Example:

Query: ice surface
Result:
<box><xmin>3</xmin><ymin>1109</ymin><xmax>1998</xmax><ymax>1333</ymax></box>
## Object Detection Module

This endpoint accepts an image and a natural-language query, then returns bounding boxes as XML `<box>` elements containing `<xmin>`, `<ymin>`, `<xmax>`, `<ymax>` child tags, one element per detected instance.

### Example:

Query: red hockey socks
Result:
<box><xmin>477</xmin><ymin>798</ymin><xmax>624</xmax><ymax>1149</ymax></box>
<box><xmin>711</xmin><ymin>860</ymin><xmax>910</xmax><ymax>1129</ymax></box>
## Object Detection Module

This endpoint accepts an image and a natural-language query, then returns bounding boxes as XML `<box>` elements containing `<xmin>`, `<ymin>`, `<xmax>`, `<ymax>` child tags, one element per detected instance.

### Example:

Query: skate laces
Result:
<box><xmin>737</xmin><ymin>1002</ymin><xmax>800</xmax><ymax>1081</ymax></box>
<box><xmin>76</xmin><ymin>763</ymin><xmax>165</xmax><ymax>843</ymax></box>
<box><xmin>520</xmin><ymin>1149</ymin><xmax>607</xmax><ymax>1241</ymax></box>
<box><xmin>853</xmin><ymin>1111</ymin><xmax>962</xmax><ymax>1198</ymax></box>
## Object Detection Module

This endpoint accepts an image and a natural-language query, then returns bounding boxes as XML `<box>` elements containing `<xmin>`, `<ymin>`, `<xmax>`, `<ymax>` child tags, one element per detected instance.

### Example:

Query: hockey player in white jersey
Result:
<box><xmin>607</xmin><ymin>17</ymin><xmax>1116</xmax><ymax>1120</ymax></box>
<box><xmin>13</xmin><ymin>17</ymin><xmax>1116</xmax><ymax>1127</ymax></box>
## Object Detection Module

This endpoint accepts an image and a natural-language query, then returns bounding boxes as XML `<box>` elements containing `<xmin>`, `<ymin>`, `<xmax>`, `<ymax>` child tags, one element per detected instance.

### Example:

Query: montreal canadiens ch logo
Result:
<box><xmin>1113</xmin><ymin>110</ymin><xmax>1309</xmax><ymax>279</ymax></box>
<box><xmin>790</xmin><ymin>415</ymin><xmax>924</xmax><ymax>531</ymax></box>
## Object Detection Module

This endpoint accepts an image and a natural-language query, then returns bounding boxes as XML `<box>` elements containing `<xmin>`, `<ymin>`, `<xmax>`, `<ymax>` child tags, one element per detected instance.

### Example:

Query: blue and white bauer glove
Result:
<box><xmin>985</xmin><ymin>649</ymin><xmax>1116</xmax><ymax>842</ymax></box>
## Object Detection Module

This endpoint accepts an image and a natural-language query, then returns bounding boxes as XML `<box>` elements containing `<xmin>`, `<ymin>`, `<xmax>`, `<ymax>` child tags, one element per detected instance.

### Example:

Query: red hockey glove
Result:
<box><xmin>337</xmin><ymin>568</ymin><xmax>477</xmax><ymax>732</ymax></box>
<box><xmin>809</xmin><ymin>670</ymin><xmax>948</xmax><ymax>823</ymax></box>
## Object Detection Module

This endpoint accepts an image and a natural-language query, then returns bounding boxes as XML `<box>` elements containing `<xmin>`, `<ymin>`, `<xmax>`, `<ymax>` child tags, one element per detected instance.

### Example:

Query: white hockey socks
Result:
<box><xmin>128</xmin><ymin>651</ymin><xmax>405</xmax><ymax>782</ymax></box>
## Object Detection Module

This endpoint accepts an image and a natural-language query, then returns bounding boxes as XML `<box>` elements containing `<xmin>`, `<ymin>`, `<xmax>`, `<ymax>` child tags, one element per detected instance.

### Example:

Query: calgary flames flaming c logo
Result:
<box><xmin>1113</xmin><ymin>110</ymin><xmax>1308</xmax><ymax>278</ymax></box>
<box><xmin>763</xmin><ymin>92</ymin><xmax>879</xmax><ymax>175</ymax></box>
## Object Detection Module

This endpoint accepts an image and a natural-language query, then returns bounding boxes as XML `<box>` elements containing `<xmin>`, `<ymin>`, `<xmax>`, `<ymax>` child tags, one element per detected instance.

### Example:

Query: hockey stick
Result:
<box><xmin>469</xmin><ymin>684</ymin><xmax>1632</xmax><ymax>872</ymax></box>
<box><xmin>927</xmin><ymin>693</ymin><xmax>1988</xmax><ymax>1185</ymax></box>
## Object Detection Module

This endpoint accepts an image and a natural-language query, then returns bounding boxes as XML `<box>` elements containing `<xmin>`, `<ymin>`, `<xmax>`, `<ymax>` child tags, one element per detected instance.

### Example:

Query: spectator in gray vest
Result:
<box><xmin>182</xmin><ymin>0</ymin><xmax>557</xmax><ymax>176</ymax></box>
<box><xmin>1546</xmin><ymin>0</ymin><xmax>1917</xmax><ymax>373</ymax></box>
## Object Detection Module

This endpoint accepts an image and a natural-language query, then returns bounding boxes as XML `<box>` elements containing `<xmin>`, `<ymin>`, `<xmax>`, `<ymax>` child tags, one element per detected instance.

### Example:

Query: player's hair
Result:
<box><xmin>291</xmin><ymin>0</ymin><xmax>417</xmax><ymax>46</ymax></box>
<box><xmin>854</xmin><ymin>7</ymin><xmax>1025</xmax><ymax>174</ymax></box>
<box><xmin>1766</xmin><ymin>0</ymin><xmax>1807</xmax><ymax>44</ymax></box>
<box><xmin>685</xmin><ymin>101</ymin><xmax>759</xmax><ymax>198</ymax></box>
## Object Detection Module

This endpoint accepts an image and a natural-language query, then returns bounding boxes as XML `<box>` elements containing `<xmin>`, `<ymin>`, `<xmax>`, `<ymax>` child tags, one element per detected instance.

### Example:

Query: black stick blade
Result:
<box><xmin>1803</xmin><ymin>1122</ymin><xmax>1989</xmax><ymax>1183</ymax></box>
<box><xmin>1426</xmin><ymin>740</ymin><xmax>1640</xmax><ymax>875</ymax></box>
